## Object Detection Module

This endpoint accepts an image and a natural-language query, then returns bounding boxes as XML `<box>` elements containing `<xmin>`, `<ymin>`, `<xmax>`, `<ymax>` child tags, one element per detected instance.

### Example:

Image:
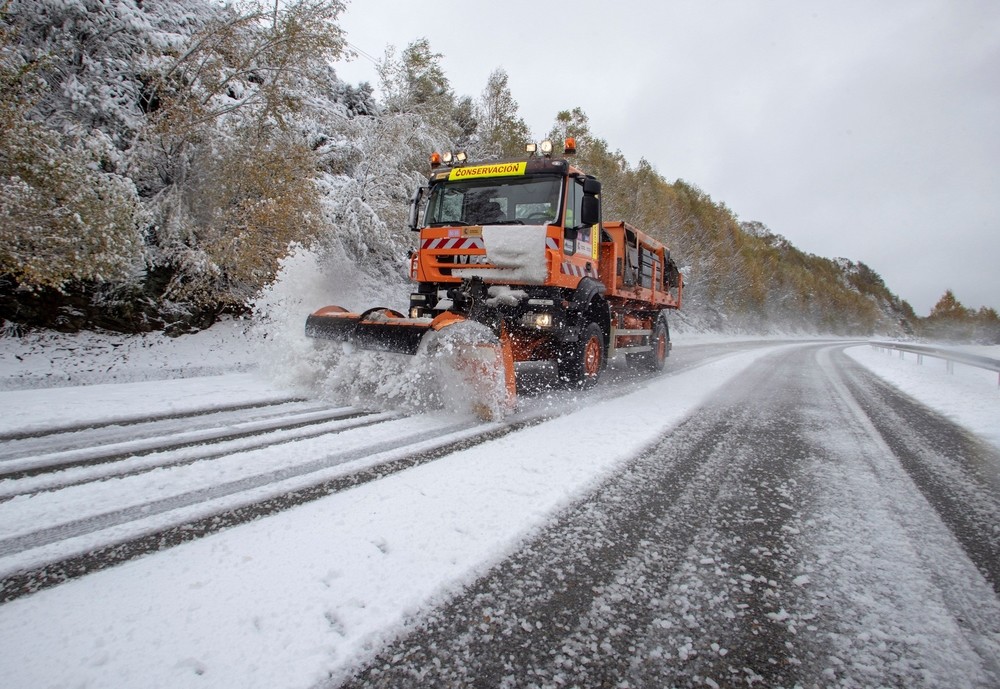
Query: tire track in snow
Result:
<box><xmin>0</xmin><ymin>417</ymin><xmax>478</xmax><ymax>558</ymax></box>
<box><xmin>0</xmin><ymin>407</ymin><xmax>392</xmax><ymax>493</ymax></box>
<box><xmin>0</xmin><ymin>395</ymin><xmax>308</xmax><ymax>442</ymax></box>
<box><xmin>0</xmin><ymin>415</ymin><xmax>551</xmax><ymax>604</ymax></box>
<box><xmin>831</xmin><ymin>347</ymin><xmax>1000</xmax><ymax>595</ymax></box>
<box><xmin>794</xmin><ymin>346</ymin><xmax>1000</xmax><ymax>687</ymax></box>
<box><xmin>336</xmin><ymin>343</ymin><xmax>1000</xmax><ymax>689</ymax></box>
<box><xmin>0</xmin><ymin>399</ymin><xmax>333</xmax><ymax>463</ymax></box>
<box><xmin>338</xmin><ymin>346</ymin><xmax>822</xmax><ymax>689</ymax></box>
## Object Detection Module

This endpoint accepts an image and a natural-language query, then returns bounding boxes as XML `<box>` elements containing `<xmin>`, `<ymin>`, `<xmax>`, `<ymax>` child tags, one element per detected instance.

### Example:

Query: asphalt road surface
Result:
<box><xmin>334</xmin><ymin>343</ymin><xmax>1000</xmax><ymax>689</ymax></box>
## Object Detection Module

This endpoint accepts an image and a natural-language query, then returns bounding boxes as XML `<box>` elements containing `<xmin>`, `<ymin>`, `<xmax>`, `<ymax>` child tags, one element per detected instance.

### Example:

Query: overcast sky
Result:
<box><xmin>332</xmin><ymin>0</ymin><xmax>999</xmax><ymax>316</ymax></box>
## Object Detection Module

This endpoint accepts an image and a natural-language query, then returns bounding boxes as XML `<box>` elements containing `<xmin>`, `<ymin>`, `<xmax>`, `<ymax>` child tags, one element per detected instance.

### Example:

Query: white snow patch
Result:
<box><xmin>486</xmin><ymin>285</ymin><xmax>528</xmax><ymax>307</ymax></box>
<box><xmin>846</xmin><ymin>344</ymin><xmax>1000</xmax><ymax>450</ymax></box>
<box><xmin>0</xmin><ymin>373</ymin><xmax>291</xmax><ymax>437</ymax></box>
<box><xmin>454</xmin><ymin>225</ymin><xmax>548</xmax><ymax>283</ymax></box>
<box><xmin>0</xmin><ymin>318</ymin><xmax>254</xmax><ymax>391</ymax></box>
<box><xmin>0</xmin><ymin>344</ymin><xmax>780</xmax><ymax>689</ymax></box>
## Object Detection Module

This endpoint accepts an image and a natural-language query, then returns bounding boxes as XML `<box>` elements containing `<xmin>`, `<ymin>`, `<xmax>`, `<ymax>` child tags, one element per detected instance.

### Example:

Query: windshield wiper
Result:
<box><xmin>488</xmin><ymin>219</ymin><xmax>525</xmax><ymax>225</ymax></box>
<box><xmin>427</xmin><ymin>221</ymin><xmax>469</xmax><ymax>227</ymax></box>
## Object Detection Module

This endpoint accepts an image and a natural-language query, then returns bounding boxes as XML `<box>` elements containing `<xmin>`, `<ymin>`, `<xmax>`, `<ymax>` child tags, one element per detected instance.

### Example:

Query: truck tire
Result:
<box><xmin>557</xmin><ymin>322</ymin><xmax>605</xmax><ymax>389</ymax></box>
<box><xmin>629</xmin><ymin>318</ymin><xmax>669</xmax><ymax>372</ymax></box>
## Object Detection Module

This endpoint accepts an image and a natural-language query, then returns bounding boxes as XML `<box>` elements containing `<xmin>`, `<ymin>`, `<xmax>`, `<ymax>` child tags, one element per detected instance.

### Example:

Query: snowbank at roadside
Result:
<box><xmin>0</xmin><ymin>318</ymin><xmax>256</xmax><ymax>391</ymax></box>
<box><xmin>0</xmin><ymin>246</ymin><xmax>408</xmax><ymax>393</ymax></box>
<box><xmin>846</xmin><ymin>343</ymin><xmax>1000</xmax><ymax>450</ymax></box>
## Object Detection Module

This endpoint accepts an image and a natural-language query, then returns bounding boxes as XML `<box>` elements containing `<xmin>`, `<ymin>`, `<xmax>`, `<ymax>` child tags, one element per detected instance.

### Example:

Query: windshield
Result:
<box><xmin>424</xmin><ymin>176</ymin><xmax>563</xmax><ymax>226</ymax></box>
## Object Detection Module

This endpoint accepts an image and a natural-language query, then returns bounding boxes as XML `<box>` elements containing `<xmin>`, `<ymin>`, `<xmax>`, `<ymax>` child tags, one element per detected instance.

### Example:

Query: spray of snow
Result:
<box><xmin>248</xmin><ymin>245</ymin><xmax>410</xmax><ymax>393</ymax></box>
<box><xmin>249</xmin><ymin>245</ymin><xmax>511</xmax><ymax>418</ymax></box>
<box><xmin>313</xmin><ymin>321</ymin><xmax>509</xmax><ymax>419</ymax></box>
<box><xmin>420</xmin><ymin>321</ymin><xmax>511</xmax><ymax>420</ymax></box>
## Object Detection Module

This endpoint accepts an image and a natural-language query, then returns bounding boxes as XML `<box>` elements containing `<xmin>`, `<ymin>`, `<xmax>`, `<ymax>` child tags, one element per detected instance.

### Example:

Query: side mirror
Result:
<box><xmin>581</xmin><ymin>195</ymin><xmax>600</xmax><ymax>227</ymax></box>
<box><xmin>583</xmin><ymin>178</ymin><xmax>602</xmax><ymax>195</ymax></box>
<box><xmin>407</xmin><ymin>186</ymin><xmax>426</xmax><ymax>231</ymax></box>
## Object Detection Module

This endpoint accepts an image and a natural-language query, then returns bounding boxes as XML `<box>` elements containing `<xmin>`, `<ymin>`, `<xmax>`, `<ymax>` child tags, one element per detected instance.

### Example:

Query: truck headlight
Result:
<box><xmin>521</xmin><ymin>312</ymin><xmax>553</xmax><ymax>329</ymax></box>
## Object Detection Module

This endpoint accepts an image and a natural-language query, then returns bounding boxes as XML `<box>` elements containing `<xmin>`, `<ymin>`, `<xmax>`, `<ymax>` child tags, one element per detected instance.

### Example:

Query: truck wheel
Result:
<box><xmin>558</xmin><ymin>322</ymin><xmax>605</xmax><ymax>389</ymax></box>
<box><xmin>629</xmin><ymin>319</ymin><xmax>669</xmax><ymax>373</ymax></box>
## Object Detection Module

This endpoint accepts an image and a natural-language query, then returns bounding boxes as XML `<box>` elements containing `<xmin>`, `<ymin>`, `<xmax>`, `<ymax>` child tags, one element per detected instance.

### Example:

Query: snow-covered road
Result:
<box><xmin>0</xmin><ymin>336</ymin><xmax>998</xmax><ymax>688</ymax></box>
<box><xmin>338</xmin><ymin>343</ymin><xmax>1000</xmax><ymax>689</ymax></box>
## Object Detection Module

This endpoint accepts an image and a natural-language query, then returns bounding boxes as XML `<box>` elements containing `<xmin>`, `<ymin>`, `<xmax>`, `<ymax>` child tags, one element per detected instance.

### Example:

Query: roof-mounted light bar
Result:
<box><xmin>430</xmin><ymin>151</ymin><xmax>468</xmax><ymax>168</ymax></box>
<box><xmin>437</xmin><ymin>138</ymin><xmax>579</xmax><ymax>168</ymax></box>
<box><xmin>525</xmin><ymin>138</ymin><xmax>577</xmax><ymax>158</ymax></box>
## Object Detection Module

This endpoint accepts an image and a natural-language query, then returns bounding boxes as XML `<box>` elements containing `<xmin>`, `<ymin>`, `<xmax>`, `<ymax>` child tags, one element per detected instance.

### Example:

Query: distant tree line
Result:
<box><xmin>0</xmin><ymin>0</ymin><xmax>995</xmax><ymax>342</ymax></box>
<box><xmin>922</xmin><ymin>290</ymin><xmax>1000</xmax><ymax>343</ymax></box>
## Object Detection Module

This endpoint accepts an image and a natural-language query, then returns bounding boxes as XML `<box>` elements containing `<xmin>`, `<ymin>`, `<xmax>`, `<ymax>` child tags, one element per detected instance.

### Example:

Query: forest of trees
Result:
<box><xmin>1</xmin><ymin>0</ymin><xmax>996</xmax><ymax>342</ymax></box>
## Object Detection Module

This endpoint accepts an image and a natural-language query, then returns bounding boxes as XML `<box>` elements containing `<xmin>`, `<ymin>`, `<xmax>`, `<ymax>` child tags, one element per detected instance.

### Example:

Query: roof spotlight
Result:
<box><xmin>540</xmin><ymin>139</ymin><xmax>554</xmax><ymax>156</ymax></box>
<box><xmin>442</xmin><ymin>151</ymin><xmax>454</xmax><ymax>164</ymax></box>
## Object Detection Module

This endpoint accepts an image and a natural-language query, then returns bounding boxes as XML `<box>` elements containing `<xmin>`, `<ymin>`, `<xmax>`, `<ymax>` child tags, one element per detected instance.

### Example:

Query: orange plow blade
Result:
<box><xmin>306</xmin><ymin>306</ymin><xmax>516</xmax><ymax>418</ymax></box>
<box><xmin>305</xmin><ymin>306</ymin><xmax>430</xmax><ymax>355</ymax></box>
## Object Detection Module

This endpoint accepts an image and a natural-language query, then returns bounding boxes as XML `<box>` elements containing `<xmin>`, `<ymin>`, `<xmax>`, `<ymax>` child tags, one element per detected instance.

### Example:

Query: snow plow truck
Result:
<box><xmin>305</xmin><ymin>138</ymin><xmax>682</xmax><ymax>417</ymax></box>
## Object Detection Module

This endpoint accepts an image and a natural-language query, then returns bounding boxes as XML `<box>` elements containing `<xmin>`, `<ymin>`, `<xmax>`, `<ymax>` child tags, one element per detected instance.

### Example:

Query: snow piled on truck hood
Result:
<box><xmin>453</xmin><ymin>225</ymin><xmax>549</xmax><ymax>283</ymax></box>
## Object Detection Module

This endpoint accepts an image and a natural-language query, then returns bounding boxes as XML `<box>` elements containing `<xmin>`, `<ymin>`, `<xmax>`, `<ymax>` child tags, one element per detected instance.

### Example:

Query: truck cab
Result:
<box><xmin>405</xmin><ymin>139</ymin><xmax>682</xmax><ymax>386</ymax></box>
<box><xmin>407</xmin><ymin>152</ymin><xmax>602</xmax><ymax>300</ymax></box>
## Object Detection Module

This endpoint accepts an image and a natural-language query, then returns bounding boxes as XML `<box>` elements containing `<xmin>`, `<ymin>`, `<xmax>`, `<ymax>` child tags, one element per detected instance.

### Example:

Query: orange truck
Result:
<box><xmin>306</xmin><ymin>138</ymin><xmax>682</xmax><ymax>413</ymax></box>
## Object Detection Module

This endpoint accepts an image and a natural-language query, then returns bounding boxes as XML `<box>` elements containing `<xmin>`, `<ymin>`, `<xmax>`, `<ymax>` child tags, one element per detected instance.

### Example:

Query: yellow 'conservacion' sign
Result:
<box><xmin>448</xmin><ymin>161</ymin><xmax>527</xmax><ymax>181</ymax></box>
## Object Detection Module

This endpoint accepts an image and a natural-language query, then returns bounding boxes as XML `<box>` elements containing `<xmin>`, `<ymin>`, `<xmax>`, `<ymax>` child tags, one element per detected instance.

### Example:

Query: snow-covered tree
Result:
<box><xmin>0</xmin><ymin>10</ymin><xmax>145</xmax><ymax>290</ymax></box>
<box><xmin>133</xmin><ymin>0</ymin><xmax>349</xmax><ymax>309</ymax></box>
<box><xmin>477</xmin><ymin>68</ymin><xmax>530</xmax><ymax>159</ymax></box>
<box><xmin>378</xmin><ymin>38</ymin><xmax>474</xmax><ymax>143</ymax></box>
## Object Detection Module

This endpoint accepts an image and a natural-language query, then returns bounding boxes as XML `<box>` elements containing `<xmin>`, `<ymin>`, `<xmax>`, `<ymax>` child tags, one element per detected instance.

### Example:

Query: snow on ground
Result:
<box><xmin>846</xmin><ymin>342</ymin><xmax>1000</xmax><ymax>450</ymax></box>
<box><xmin>0</xmin><ymin>372</ymin><xmax>295</xmax><ymax>438</ymax></box>
<box><xmin>0</xmin><ymin>325</ymin><xmax>997</xmax><ymax>688</ymax></box>
<box><xmin>0</xmin><ymin>331</ymin><xmax>781</xmax><ymax>689</ymax></box>
<box><xmin>0</xmin><ymin>317</ymin><xmax>257</xmax><ymax>391</ymax></box>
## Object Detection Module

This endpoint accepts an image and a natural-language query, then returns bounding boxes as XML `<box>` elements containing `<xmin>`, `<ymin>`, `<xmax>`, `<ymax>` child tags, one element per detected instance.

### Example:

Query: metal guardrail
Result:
<box><xmin>869</xmin><ymin>341</ymin><xmax>1000</xmax><ymax>387</ymax></box>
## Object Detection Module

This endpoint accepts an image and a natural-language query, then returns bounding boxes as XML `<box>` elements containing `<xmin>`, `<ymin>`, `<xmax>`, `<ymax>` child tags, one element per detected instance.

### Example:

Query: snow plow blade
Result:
<box><xmin>305</xmin><ymin>306</ymin><xmax>517</xmax><ymax>419</ymax></box>
<box><xmin>306</xmin><ymin>306</ymin><xmax>432</xmax><ymax>355</ymax></box>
